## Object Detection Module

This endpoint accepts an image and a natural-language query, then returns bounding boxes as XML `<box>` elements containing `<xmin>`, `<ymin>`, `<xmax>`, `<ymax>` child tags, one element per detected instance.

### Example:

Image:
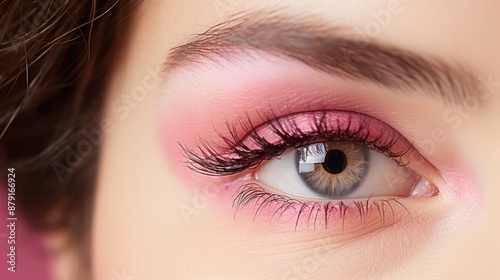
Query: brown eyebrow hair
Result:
<box><xmin>163</xmin><ymin>11</ymin><xmax>480</xmax><ymax>105</ymax></box>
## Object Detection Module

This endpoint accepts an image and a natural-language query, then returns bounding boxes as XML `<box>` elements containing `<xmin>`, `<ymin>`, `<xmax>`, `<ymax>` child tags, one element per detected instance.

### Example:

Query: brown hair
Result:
<box><xmin>1</xmin><ymin>0</ymin><xmax>140</xmax><ymax>277</ymax></box>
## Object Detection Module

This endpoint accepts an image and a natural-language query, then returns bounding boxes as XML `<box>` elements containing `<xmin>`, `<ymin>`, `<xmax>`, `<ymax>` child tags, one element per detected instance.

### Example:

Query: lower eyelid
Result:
<box><xmin>230</xmin><ymin>182</ymin><xmax>414</xmax><ymax>231</ymax></box>
<box><xmin>190</xmin><ymin>174</ymin><xmax>447</xmax><ymax>247</ymax></box>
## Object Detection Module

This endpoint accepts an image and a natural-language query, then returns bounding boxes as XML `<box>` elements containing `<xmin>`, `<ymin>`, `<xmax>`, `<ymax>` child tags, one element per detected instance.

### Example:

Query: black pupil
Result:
<box><xmin>322</xmin><ymin>149</ymin><xmax>347</xmax><ymax>174</ymax></box>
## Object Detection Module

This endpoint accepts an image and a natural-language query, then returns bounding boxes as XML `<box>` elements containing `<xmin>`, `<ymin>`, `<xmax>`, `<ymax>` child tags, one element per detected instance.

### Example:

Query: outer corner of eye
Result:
<box><xmin>409</xmin><ymin>177</ymin><xmax>440</xmax><ymax>197</ymax></box>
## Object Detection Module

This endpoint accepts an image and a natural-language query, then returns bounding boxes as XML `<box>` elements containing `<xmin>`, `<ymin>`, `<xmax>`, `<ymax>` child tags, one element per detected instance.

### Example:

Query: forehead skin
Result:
<box><xmin>89</xmin><ymin>1</ymin><xmax>500</xmax><ymax>280</ymax></box>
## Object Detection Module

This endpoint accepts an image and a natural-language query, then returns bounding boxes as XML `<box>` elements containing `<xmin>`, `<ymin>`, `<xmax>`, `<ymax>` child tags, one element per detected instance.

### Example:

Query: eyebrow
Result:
<box><xmin>163</xmin><ymin>11</ymin><xmax>480</xmax><ymax>105</ymax></box>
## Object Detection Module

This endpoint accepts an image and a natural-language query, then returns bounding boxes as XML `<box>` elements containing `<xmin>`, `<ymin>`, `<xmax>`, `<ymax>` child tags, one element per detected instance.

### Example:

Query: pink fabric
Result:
<box><xmin>0</xmin><ymin>180</ymin><xmax>52</xmax><ymax>280</ymax></box>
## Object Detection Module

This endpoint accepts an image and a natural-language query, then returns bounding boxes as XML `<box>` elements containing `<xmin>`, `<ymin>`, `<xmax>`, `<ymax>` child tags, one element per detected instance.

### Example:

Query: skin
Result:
<box><xmin>84</xmin><ymin>0</ymin><xmax>500</xmax><ymax>279</ymax></box>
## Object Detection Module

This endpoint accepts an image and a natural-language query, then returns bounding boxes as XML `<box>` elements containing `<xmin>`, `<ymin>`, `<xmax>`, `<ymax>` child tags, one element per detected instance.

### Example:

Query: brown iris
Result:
<box><xmin>296</xmin><ymin>142</ymin><xmax>369</xmax><ymax>197</ymax></box>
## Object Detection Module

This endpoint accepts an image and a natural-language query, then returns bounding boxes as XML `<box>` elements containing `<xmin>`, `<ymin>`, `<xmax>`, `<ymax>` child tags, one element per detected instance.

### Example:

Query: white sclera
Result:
<box><xmin>256</xmin><ymin>145</ymin><xmax>419</xmax><ymax>200</ymax></box>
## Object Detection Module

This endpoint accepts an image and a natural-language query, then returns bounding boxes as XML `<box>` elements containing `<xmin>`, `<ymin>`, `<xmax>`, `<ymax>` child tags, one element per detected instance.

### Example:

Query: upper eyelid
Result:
<box><xmin>180</xmin><ymin>110</ymin><xmax>415</xmax><ymax>176</ymax></box>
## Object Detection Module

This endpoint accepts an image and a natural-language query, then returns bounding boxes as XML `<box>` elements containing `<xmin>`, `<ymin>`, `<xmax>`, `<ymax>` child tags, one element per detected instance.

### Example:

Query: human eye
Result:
<box><xmin>256</xmin><ymin>111</ymin><xmax>437</xmax><ymax>200</ymax></box>
<box><xmin>180</xmin><ymin>110</ymin><xmax>443</xmax><ymax>230</ymax></box>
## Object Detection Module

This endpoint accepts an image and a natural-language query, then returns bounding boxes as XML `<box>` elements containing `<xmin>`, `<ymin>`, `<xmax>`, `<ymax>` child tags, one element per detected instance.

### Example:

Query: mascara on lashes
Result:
<box><xmin>180</xmin><ymin>110</ymin><xmax>413</xmax><ymax>177</ymax></box>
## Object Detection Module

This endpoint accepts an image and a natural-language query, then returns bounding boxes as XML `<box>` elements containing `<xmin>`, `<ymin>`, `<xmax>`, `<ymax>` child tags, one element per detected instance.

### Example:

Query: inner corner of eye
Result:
<box><xmin>255</xmin><ymin>140</ymin><xmax>436</xmax><ymax>201</ymax></box>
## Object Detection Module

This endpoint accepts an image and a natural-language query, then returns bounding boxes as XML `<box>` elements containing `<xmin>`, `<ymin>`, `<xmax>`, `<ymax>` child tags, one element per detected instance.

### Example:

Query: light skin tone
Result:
<box><xmin>75</xmin><ymin>0</ymin><xmax>500</xmax><ymax>279</ymax></box>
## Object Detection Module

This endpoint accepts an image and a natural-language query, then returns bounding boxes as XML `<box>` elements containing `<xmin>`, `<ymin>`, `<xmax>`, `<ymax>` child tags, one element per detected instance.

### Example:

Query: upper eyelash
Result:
<box><xmin>180</xmin><ymin>110</ymin><xmax>410</xmax><ymax>176</ymax></box>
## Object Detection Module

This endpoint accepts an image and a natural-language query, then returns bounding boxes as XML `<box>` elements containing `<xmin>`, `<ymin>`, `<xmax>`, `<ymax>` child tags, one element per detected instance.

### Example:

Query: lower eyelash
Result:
<box><xmin>232</xmin><ymin>183</ymin><xmax>411</xmax><ymax>230</ymax></box>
